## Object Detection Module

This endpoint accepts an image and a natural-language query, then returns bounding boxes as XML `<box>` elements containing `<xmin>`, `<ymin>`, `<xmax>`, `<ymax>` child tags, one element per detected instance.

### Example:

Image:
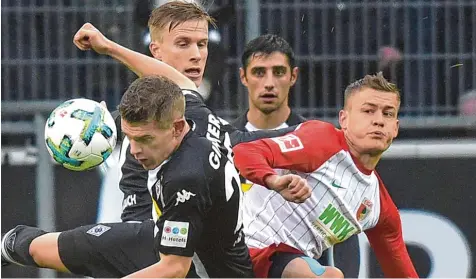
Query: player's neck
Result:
<box><xmin>247</xmin><ymin>105</ymin><xmax>291</xmax><ymax>130</ymax></box>
<box><xmin>345</xmin><ymin>136</ymin><xmax>382</xmax><ymax>171</ymax></box>
<box><xmin>352</xmin><ymin>152</ymin><xmax>381</xmax><ymax>171</ymax></box>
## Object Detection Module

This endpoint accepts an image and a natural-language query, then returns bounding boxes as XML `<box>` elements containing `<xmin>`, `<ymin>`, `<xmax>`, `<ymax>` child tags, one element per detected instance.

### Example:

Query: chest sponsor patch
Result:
<box><xmin>161</xmin><ymin>220</ymin><xmax>189</xmax><ymax>248</ymax></box>
<box><xmin>311</xmin><ymin>203</ymin><xmax>357</xmax><ymax>245</ymax></box>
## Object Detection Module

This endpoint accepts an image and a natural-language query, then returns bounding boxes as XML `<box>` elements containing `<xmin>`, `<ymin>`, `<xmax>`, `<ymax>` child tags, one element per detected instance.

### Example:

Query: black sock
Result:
<box><xmin>2</xmin><ymin>225</ymin><xmax>47</xmax><ymax>267</ymax></box>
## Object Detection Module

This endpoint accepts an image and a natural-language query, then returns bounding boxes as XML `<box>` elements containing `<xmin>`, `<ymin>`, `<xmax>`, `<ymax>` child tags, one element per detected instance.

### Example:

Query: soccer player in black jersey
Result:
<box><xmin>118</xmin><ymin>75</ymin><xmax>254</xmax><ymax>277</ymax></box>
<box><xmin>1</xmin><ymin>2</ymin><xmax>310</xmax><ymax>277</ymax></box>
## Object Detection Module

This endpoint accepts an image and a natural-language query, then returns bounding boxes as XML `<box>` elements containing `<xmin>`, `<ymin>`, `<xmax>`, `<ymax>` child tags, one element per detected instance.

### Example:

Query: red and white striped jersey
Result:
<box><xmin>233</xmin><ymin>120</ymin><xmax>418</xmax><ymax>278</ymax></box>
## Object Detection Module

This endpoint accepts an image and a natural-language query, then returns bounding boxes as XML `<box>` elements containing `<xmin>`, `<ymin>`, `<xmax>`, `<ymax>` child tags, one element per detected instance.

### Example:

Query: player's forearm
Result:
<box><xmin>374</xmin><ymin>243</ymin><xmax>419</xmax><ymax>278</ymax></box>
<box><xmin>366</xmin><ymin>219</ymin><xmax>419</xmax><ymax>278</ymax></box>
<box><xmin>233</xmin><ymin>143</ymin><xmax>276</xmax><ymax>187</ymax></box>
<box><xmin>106</xmin><ymin>41</ymin><xmax>197</xmax><ymax>91</ymax></box>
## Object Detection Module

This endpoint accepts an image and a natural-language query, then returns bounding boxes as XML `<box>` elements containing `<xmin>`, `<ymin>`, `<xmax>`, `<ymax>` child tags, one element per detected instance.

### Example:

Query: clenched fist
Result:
<box><xmin>73</xmin><ymin>23</ymin><xmax>112</xmax><ymax>55</ymax></box>
<box><xmin>265</xmin><ymin>174</ymin><xmax>312</xmax><ymax>203</ymax></box>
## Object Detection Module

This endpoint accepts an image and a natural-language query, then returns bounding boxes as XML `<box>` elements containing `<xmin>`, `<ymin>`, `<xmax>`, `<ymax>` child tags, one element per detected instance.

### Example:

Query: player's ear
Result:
<box><xmin>393</xmin><ymin>119</ymin><xmax>399</xmax><ymax>138</ymax></box>
<box><xmin>290</xmin><ymin>67</ymin><xmax>298</xmax><ymax>86</ymax></box>
<box><xmin>149</xmin><ymin>41</ymin><xmax>161</xmax><ymax>60</ymax></box>
<box><xmin>239</xmin><ymin>67</ymin><xmax>248</xmax><ymax>86</ymax></box>
<box><xmin>173</xmin><ymin>118</ymin><xmax>186</xmax><ymax>137</ymax></box>
<box><xmin>338</xmin><ymin>109</ymin><xmax>348</xmax><ymax>130</ymax></box>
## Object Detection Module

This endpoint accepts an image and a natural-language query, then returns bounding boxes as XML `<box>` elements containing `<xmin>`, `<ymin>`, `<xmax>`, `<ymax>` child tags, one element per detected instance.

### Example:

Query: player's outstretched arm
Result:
<box><xmin>227</xmin><ymin>124</ymin><xmax>298</xmax><ymax>147</ymax></box>
<box><xmin>124</xmin><ymin>253</ymin><xmax>191</xmax><ymax>278</ymax></box>
<box><xmin>73</xmin><ymin>23</ymin><xmax>197</xmax><ymax>91</ymax></box>
<box><xmin>365</xmin><ymin>178</ymin><xmax>419</xmax><ymax>278</ymax></box>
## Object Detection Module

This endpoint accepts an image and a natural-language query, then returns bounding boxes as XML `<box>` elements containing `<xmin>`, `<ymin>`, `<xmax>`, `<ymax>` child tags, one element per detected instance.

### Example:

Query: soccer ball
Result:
<box><xmin>44</xmin><ymin>98</ymin><xmax>117</xmax><ymax>171</ymax></box>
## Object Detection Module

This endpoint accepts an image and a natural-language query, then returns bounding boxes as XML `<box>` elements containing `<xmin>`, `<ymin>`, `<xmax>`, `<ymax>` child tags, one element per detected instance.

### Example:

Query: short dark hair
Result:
<box><xmin>148</xmin><ymin>1</ymin><xmax>216</xmax><ymax>41</ymax></box>
<box><xmin>119</xmin><ymin>75</ymin><xmax>185</xmax><ymax>129</ymax></box>
<box><xmin>241</xmin><ymin>34</ymin><xmax>295</xmax><ymax>70</ymax></box>
<box><xmin>344</xmin><ymin>72</ymin><xmax>401</xmax><ymax>108</ymax></box>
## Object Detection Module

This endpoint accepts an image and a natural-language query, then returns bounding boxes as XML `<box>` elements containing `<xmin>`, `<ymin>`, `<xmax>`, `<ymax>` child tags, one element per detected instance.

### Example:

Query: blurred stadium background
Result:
<box><xmin>1</xmin><ymin>0</ymin><xmax>475</xmax><ymax>277</ymax></box>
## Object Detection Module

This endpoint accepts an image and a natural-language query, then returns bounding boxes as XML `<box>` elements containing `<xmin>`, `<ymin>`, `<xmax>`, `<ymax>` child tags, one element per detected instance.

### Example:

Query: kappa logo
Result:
<box><xmin>175</xmin><ymin>190</ymin><xmax>196</xmax><ymax>206</ymax></box>
<box><xmin>86</xmin><ymin>224</ymin><xmax>111</xmax><ymax>237</ymax></box>
<box><xmin>271</xmin><ymin>134</ymin><xmax>304</xmax><ymax>153</ymax></box>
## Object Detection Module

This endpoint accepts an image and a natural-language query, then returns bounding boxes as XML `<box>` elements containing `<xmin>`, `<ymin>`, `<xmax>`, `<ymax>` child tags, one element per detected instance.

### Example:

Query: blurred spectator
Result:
<box><xmin>459</xmin><ymin>90</ymin><xmax>476</xmax><ymax>116</ymax></box>
<box><xmin>378</xmin><ymin>46</ymin><xmax>403</xmax><ymax>71</ymax></box>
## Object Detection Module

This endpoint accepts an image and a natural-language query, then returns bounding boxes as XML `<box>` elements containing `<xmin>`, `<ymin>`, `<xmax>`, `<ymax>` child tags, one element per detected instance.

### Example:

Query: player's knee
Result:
<box><xmin>323</xmin><ymin>266</ymin><xmax>344</xmax><ymax>278</ymax></box>
<box><xmin>29</xmin><ymin>233</ymin><xmax>61</xmax><ymax>267</ymax></box>
<box><xmin>283</xmin><ymin>257</ymin><xmax>344</xmax><ymax>278</ymax></box>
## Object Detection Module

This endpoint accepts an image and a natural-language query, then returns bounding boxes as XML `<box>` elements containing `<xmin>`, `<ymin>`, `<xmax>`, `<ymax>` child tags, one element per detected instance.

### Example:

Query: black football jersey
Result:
<box><xmin>148</xmin><ymin>127</ymin><xmax>253</xmax><ymax>277</ymax></box>
<box><xmin>117</xmin><ymin>90</ymin><xmax>297</xmax><ymax>222</ymax></box>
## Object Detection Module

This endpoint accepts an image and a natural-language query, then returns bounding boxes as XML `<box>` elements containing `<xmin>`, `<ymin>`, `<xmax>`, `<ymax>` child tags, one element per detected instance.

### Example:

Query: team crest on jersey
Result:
<box><xmin>86</xmin><ymin>225</ymin><xmax>111</xmax><ymax>237</ymax></box>
<box><xmin>271</xmin><ymin>134</ymin><xmax>304</xmax><ymax>152</ymax></box>
<box><xmin>356</xmin><ymin>198</ymin><xmax>373</xmax><ymax>222</ymax></box>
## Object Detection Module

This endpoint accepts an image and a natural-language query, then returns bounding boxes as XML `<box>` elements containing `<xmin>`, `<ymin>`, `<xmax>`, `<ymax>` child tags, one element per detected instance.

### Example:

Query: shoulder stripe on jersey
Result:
<box><xmin>192</xmin><ymin>253</ymin><xmax>210</xmax><ymax>278</ymax></box>
<box><xmin>118</xmin><ymin>137</ymin><xmax>130</xmax><ymax>175</ymax></box>
<box><xmin>182</xmin><ymin>89</ymin><xmax>200</xmax><ymax>97</ymax></box>
<box><xmin>152</xmin><ymin>199</ymin><xmax>162</xmax><ymax>217</ymax></box>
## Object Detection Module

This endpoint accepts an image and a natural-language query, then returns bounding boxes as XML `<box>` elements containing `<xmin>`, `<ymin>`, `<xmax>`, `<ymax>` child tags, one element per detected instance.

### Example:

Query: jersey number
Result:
<box><xmin>223</xmin><ymin>132</ymin><xmax>244</xmax><ymax>235</ymax></box>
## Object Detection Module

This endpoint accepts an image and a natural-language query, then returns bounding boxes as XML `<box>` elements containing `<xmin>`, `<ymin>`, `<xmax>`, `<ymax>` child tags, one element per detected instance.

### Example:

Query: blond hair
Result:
<box><xmin>344</xmin><ymin>72</ymin><xmax>400</xmax><ymax>108</ymax></box>
<box><xmin>148</xmin><ymin>1</ymin><xmax>216</xmax><ymax>41</ymax></box>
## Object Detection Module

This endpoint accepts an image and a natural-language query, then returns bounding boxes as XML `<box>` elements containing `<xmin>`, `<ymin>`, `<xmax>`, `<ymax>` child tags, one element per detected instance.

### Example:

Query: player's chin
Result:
<box><xmin>363</xmin><ymin>141</ymin><xmax>389</xmax><ymax>155</ymax></box>
<box><xmin>141</xmin><ymin>162</ymin><xmax>158</xmax><ymax>170</ymax></box>
<box><xmin>185</xmin><ymin>74</ymin><xmax>203</xmax><ymax>85</ymax></box>
<box><xmin>258</xmin><ymin>104</ymin><xmax>279</xmax><ymax>114</ymax></box>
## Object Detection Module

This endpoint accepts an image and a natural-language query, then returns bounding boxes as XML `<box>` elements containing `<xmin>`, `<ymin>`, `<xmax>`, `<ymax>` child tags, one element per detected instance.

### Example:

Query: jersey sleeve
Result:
<box><xmin>110</xmin><ymin>110</ymin><xmax>123</xmax><ymax>143</ymax></box>
<box><xmin>154</xmin><ymin>168</ymin><xmax>212</xmax><ymax>257</ymax></box>
<box><xmin>227</xmin><ymin>125</ymin><xmax>299</xmax><ymax>147</ymax></box>
<box><xmin>232</xmin><ymin>120</ymin><xmax>342</xmax><ymax>186</ymax></box>
<box><xmin>364</xmin><ymin>175</ymin><xmax>419</xmax><ymax>278</ymax></box>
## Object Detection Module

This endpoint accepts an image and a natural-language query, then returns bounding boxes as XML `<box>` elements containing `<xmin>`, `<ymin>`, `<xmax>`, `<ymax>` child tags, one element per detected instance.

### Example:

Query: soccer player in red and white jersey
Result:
<box><xmin>233</xmin><ymin>72</ymin><xmax>419</xmax><ymax>278</ymax></box>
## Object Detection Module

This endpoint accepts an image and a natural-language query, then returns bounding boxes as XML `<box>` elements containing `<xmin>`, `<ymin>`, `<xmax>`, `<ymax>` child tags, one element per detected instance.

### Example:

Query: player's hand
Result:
<box><xmin>265</xmin><ymin>174</ymin><xmax>312</xmax><ymax>203</ymax></box>
<box><xmin>73</xmin><ymin>23</ymin><xmax>112</xmax><ymax>55</ymax></box>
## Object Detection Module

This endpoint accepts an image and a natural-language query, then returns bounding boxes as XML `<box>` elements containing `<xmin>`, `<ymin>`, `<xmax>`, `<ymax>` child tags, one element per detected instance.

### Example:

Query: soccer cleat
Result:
<box><xmin>1</xmin><ymin>249</ymin><xmax>9</xmax><ymax>267</ymax></box>
<box><xmin>1</xmin><ymin>226</ymin><xmax>25</xmax><ymax>267</ymax></box>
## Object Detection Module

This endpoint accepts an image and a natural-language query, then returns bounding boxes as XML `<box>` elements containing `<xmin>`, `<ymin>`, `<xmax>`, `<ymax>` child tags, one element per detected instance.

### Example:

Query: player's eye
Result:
<box><xmin>136</xmin><ymin>137</ymin><xmax>152</xmax><ymax>143</ymax></box>
<box><xmin>273</xmin><ymin>69</ymin><xmax>286</xmax><ymax>76</ymax></box>
<box><xmin>252</xmin><ymin>69</ymin><xmax>265</xmax><ymax>77</ymax></box>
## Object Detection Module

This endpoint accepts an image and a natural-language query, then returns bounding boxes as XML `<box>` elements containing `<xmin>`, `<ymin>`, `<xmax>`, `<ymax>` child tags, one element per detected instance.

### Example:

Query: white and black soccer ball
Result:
<box><xmin>44</xmin><ymin>98</ymin><xmax>117</xmax><ymax>171</ymax></box>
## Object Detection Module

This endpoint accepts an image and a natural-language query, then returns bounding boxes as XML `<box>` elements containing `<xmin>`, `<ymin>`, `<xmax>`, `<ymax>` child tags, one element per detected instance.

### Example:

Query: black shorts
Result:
<box><xmin>269</xmin><ymin>252</ymin><xmax>302</xmax><ymax>278</ymax></box>
<box><xmin>58</xmin><ymin>220</ymin><xmax>157</xmax><ymax>278</ymax></box>
<box><xmin>333</xmin><ymin>235</ymin><xmax>360</xmax><ymax>277</ymax></box>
